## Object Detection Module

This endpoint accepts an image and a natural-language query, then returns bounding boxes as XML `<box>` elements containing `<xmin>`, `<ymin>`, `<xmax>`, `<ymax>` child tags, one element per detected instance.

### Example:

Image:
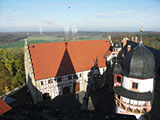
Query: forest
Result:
<box><xmin>0</xmin><ymin>48</ymin><xmax>25</xmax><ymax>95</ymax></box>
<box><xmin>0</xmin><ymin>32</ymin><xmax>28</xmax><ymax>45</ymax></box>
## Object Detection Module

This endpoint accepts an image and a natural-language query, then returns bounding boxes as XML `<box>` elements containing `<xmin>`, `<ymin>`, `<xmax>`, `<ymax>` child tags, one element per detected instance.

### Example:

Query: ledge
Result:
<box><xmin>113</xmin><ymin>86</ymin><xmax>152</xmax><ymax>101</ymax></box>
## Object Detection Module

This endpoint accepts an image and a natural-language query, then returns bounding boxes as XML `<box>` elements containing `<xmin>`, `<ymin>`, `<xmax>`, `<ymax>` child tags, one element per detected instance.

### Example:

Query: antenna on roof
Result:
<box><xmin>139</xmin><ymin>23</ymin><xmax>144</xmax><ymax>46</ymax></box>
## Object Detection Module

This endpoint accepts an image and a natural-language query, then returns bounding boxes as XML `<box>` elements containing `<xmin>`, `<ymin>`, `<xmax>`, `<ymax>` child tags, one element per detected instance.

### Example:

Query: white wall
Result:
<box><xmin>121</xmin><ymin>96</ymin><xmax>147</xmax><ymax>106</ymax></box>
<box><xmin>115</xmin><ymin>75</ymin><xmax>153</xmax><ymax>118</ymax></box>
<box><xmin>25</xmin><ymin>42</ymin><xmax>40</xmax><ymax>102</ymax></box>
<box><xmin>122</xmin><ymin>76</ymin><xmax>154</xmax><ymax>92</ymax></box>
<box><xmin>35</xmin><ymin>67</ymin><xmax>106</xmax><ymax>100</ymax></box>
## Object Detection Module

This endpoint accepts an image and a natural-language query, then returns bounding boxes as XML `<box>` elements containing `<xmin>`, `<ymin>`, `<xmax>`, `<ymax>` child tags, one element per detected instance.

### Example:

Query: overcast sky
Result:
<box><xmin>0</xmin><ymin>0</ymin><xmax>160</xmax><ymax>32</ymax></box>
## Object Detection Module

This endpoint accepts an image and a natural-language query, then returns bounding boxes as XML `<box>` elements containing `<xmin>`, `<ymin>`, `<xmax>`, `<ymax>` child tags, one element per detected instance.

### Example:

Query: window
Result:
<box><xmin>41</xmin><ymin>81</ymin><xmax>43</xmax><ymax>85</ymax></box>
<box><xmin>68</xmin><ymin>75</ymin><xmax>72</xmax><ymax>80</ymax></box>
<box><xmin>132</xmin><ymin>82</ymin><xmax>138</xmax><ymax>89</ymax></box>
<box><xmin>54</xmin><ymin>77</ymin><xmax>57</xmax><ymax>82</ymax></box>
<box><xmin>57</xmin><ymin>77</ymin><xmax>62</xmax><ymax>82</ymax></box>
<box><xmin>73</xmin><ymin>74</ymin><xmax>78</xmax><ymax>79</ymax></box>
<box><xmin>79</xmin><ymin>73</ymin><xmax>81</xmax><ymax>77</ymax></box>
<box><xmin>87</xmin><ymin>72</ymin><xmax>91</xmax><ymax>77</ymax></box>
<box><xmin>48</xmin><ymin>79</ymin><xmax>53</xmax><ymax>84</ymax></box>
<box><xmin>117</xmin><ymin>76</ymin><xmax>121</xmax><ymax>83</ymax></box>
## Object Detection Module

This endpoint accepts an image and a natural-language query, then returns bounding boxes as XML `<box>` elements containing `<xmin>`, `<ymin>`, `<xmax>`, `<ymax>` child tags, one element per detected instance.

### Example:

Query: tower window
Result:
<box><xmin>132</xmin><ymin>82</ymin><xmax>138</xmax><ymax>89</ymax></box>
<box><xmin>117</xmin><ymin>76</ymin><xmax>121</xmax><ymax>83</ymax></box>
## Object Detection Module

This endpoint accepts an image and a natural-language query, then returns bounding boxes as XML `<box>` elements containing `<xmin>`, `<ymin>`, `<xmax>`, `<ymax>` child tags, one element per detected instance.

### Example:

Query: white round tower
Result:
<box><xmin>113</xmin><ymin>30</ymin><xmax>155</xmax><ymax>119</ymax></box>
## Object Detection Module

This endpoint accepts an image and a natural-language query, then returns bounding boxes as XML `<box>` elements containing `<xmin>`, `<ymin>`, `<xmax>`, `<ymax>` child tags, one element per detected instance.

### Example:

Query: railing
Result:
<box><xmin>115</xmin><ymin>94</ymin><xmax>151</xmax><ymax>115</ymax></box>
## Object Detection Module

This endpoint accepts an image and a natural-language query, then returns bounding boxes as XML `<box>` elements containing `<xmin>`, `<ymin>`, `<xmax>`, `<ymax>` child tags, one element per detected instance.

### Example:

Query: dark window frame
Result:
<box><xmin>57</xmin><ymin>77</ymin><xmax>62</xmax><ymax>82</ymax></box>
<box><xmin>117</xmin><ymin>76</ymin><xmax>121</xmax><ymax>83</ymax></box>
<box><xmin>48</xmin><ymin>79</ymin><xmax>53</xmax><ymax>84</ymax></box>
<box><xmin>73</xmin><ymin>74</ymin><xmax>78</xmax><ymax>79</ymax></box>
<box><xmin>68</xmin><ymin>75</ymin><xmax>72</xmax><ymax>80</ymax></box>
<box><xmin>41</xmin><ymin>81</ymin><xmax>43</xmax><ymax>85</ymax></box>
<box><xmin>132</xmin><ymin>82</ymin><xmax>138</xmax><ymax>89</ymax></box>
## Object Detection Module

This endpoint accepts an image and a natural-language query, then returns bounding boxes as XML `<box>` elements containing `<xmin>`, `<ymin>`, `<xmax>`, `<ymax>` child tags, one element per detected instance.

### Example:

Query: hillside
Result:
<box><xmin>0</xmin><ymin>32</ymin><xmax>160</xmax><ymax>49</ymax></box>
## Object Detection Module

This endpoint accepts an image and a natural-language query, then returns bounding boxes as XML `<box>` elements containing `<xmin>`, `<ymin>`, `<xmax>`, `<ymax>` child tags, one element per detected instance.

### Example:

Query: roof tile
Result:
<box><xmin>0</xmin><ymin>98</ymin><xmax>11</xmax><ymax>116</ymax></box>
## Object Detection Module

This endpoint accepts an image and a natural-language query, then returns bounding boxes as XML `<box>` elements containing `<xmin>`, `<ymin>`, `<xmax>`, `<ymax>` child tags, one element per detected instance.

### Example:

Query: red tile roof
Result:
<box><xmin>0</xmin><ymin>98</ymin><xmax>11</xmax><ymax>116</ymax></box>
<box><xmin>29</xmin><ymin>40</ymin><xmax>111</xmax><ymax>80</ymax></box>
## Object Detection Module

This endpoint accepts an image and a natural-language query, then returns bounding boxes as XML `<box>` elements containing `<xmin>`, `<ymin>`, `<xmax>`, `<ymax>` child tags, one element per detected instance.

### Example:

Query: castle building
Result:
<box><xmin>24</xmin><ymin>40</ymin><xmax>110</xmax><ymax>102</ymax></box>
<box><xmin>106</xmin><ymin>30</ymin><xmax>160</xmax><ymax>119</ymax></box>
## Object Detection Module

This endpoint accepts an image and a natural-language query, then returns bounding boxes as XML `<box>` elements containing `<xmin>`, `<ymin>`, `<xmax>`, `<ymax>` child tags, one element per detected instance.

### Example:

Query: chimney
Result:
<box><xmin>108</xmin><ymin>35</ymin><xmax>111</xmax><ymax>41</ymax></box>
<box><xmin>132</xmin><ymin>36</ymin><xmax>134</xmax><ymax>41</ymax></box>
<box><xmin>135</xmin><ymin>36</ymin><xmax>138</xmax><ymax>43</ymax></box>
<box><xmin>127</xmin><ymin>45</ymin><xmax>131</xmax><ymax>52</ymax></box>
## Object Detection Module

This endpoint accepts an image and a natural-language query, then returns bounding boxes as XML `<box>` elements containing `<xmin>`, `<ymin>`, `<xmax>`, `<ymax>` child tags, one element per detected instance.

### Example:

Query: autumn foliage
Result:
<box><xmin>0</xmin><ymin>48</ymin><xmax>25</xmax><ymax>95</ymax></box>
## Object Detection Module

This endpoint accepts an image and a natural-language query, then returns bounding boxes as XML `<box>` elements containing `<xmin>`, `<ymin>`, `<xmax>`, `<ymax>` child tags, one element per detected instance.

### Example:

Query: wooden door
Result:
<box><xmin>75</xmin><ymin>82</ymin><xmax>80</xmax><ymax>93</ymax></box>
<box><xmin>63</xmin><ymin>86</ymin><xmax>70</xmax><ymax>95</ymax></box>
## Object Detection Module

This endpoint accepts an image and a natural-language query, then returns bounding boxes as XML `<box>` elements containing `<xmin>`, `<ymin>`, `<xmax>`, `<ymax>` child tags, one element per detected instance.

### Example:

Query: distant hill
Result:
<box><xmin>0</xmin><ymin>31</ymin><xmax>160</xmax><ymax>49</ymax></box>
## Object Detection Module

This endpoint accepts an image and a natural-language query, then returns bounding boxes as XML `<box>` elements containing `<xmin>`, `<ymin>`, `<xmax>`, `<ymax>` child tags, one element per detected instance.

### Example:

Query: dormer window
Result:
<box><xmin>114</xmin><ymin>75</ymin><xmax>122</xmax><ymax>87</ymax></box>
<box><xmin>127</xmin><ymin>45</ymin><xmax>131</xmax><ymax>52</ymax></box>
